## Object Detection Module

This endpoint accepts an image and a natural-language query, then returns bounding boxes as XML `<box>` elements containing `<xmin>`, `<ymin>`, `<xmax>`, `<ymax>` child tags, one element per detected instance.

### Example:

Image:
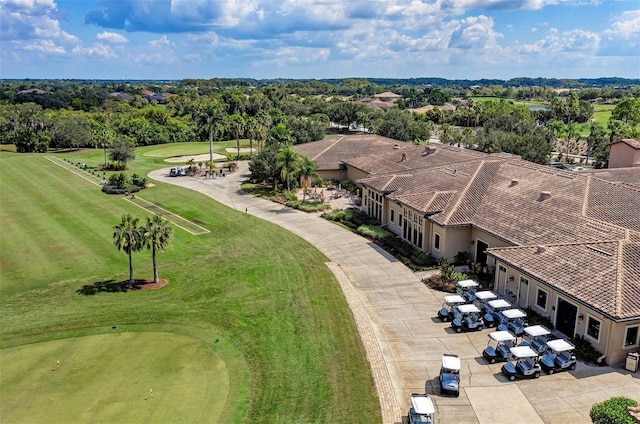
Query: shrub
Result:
<box><xmin>573</xmin><ymin>334</ymin><xmax>604</xmax><ymax>364</ymax></box>
<box><xmin>322</xmin><ymin>210</ymin><xmax>346</xmax><ymax>222</ymax></box>
<box><xmin>357</xmin><ymin>224</ymin><xmax>391</xmax><ymax>240</ymax></box>
<box><xmin>108</xmin><ymin>172</ymin><xmax>130</xmax><ymax>189</ymax></box>
<box><xmin>590</xmin><ymin>397</ymin><xmax>638</xmax><ymax>424</ymax></box>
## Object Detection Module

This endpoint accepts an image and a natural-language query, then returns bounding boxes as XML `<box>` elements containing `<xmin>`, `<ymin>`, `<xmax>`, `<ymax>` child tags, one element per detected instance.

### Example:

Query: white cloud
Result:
<box><xmin>19</xmin><ymin>38</ymin><xmax>65</xmax><ymax>54</ymax></box>
<box><xmin>149</xmin><ymin>35</ymin><xmax>171</xmax><ymax>48</ymax></box>
<box><xmin>604</xmin><ymin>9</ymin><xmax>640</xmax><ymax>39</ymax></box>
<box><xmin>72</xmin><ymin>43</ymin><xmax>116</xmax><ymax>58</ymax></box>
<box><xmin>96</xmin><ymin>31</ymin><xmax>128</xmax><ymax>43</ymax></box>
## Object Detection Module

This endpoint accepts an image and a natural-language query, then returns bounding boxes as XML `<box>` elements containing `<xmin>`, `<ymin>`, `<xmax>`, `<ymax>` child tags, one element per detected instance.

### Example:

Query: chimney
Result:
<box><xmin>393</xmin><ymin>143</ymin><xmax>400</xmax><ymax>149</ymax></box>
<box><xmin>400</xmin><ymin>152</ymin><xmax>407</xmax><ymax>162</ymax></box>
<box><xmin>510</xmin><ymin>179</ymin><xmax>518</xmax><ymax>187</ymax></box>
<box><xmin>539</xmin><ymin>191</ymin><xmax>552</xmax><ymax>201</ymax></box>
<box><xmin>536</xmin><ymin>246</ymin><xmax>546</xmax><ymax>254</ymax></box>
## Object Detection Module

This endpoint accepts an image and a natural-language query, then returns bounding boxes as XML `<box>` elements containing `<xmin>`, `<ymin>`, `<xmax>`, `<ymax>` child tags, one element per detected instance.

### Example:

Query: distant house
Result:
<box><xmin>110</xmin><ymin>92</ymin><xmax>134</xmax><ymax>101</ymax></box>
<box><xmin>609</xmin><ymin>139</ymin><xmax>640</xmax><ymax>168</ymax></box>
<box><xmin>17</xmin><ymin>88</ymin><xmax>49</xmax><ymax>95</ymax></box>
<box><xmin>374</xmin><ymin>91</ymin><xmax>402</xmax><ymax>100</ymax></box>
<box><xmin>294</xmin><ymin>135</ymin><xmax>640</xmax><ymax>366</ymax></box>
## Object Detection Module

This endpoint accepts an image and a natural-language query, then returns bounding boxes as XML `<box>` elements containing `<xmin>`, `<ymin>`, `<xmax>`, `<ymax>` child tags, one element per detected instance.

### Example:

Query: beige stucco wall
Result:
<box><xmin>317</xmin><ymin>170</ymin><xmax>343</xmax><ymax>181</ymax></box>
<box><xmin>609</xmin><ymin>142</ymin><xmax>640</xmax><ymax>169</ymax></box>
<box><xmin>493</xmin><ymin>260</ymin><xmax>638</xmax><ymax>365</ymax></box>
<box><xmin>346</xmin><ymin>166</ymin><xmax>370</xmax><ymax>182</ymax></box>
<box><xmin>387</xmin><ymin>202</ymin><xmax>402</xmax><ymax>235</ymax></box>
<box><xmin>470</xmin><ymin>229</ymin><xmax>511</xmax><ymax>265</ymax></box>
<box><xmin>429</xmin><ymin>224</ymin><xmax>470</xmax><ymax>260</ymax></box>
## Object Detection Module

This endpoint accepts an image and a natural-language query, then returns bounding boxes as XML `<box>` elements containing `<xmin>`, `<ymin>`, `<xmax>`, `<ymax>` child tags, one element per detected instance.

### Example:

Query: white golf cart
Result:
<box><xmin>437</xmin><ymin>294</ymin><xmax>466</xmax><ymax>322</ymax></box>
<box><xmin>408</xmin><ymin>393</ymin><xmax>436</xmax><ymax>424</ymax></box>
<box><xmin>483</xmin><ymin>299</ymin><xmax>512</xmax><ymax>328</ymax></box>
<box><xmin>456</xmin><ymin>279</ymin><xmax>479</xmax><ymax>302</ymax></box>
<box><xmin>540</xmin><ymin>339</ymin><xmax>577</xmax><ymax>374</ymax></box>
<box><xmin>519</xmin><ymin>325</ymin><xmax>551</xmax><ymax>354</ymax></box>
<box><xmin>473</xmin><ymin>290</ymin><xmax>498</xmax><ymax>311</ymax></box>
<box><xmin>451</xmin><ymin>304</ymin><xmax>484</xmax><ymax>333</ymax></box>
<box><xmin>439</xmin><ymin>354</ymin><xmax>461</xmax><ymax>396</ymax></box>
<box><xmin>482</xmin><ymin>330</ymin><xmax>517</xmax><ymax>364</ymax></box>
<box><xmin>501</xmin><ymin>346</ymin><xmax>541</xmax><ymax>381</ymax></box>
<box><xmin>496</xmin><ymin>308</ymin><xmax>528</xmax><ymax>336</ymax></box>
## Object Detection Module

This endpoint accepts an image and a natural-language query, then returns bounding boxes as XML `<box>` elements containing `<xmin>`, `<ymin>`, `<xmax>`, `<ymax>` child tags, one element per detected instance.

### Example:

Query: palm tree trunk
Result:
<box><xmin>209</xmin><ymin>128</ymin><xmax>214</xmax><ymax>163</ymax></box>
<box><xmin>152</xmin><ymin>249</ymin><xmax>158</xmax><ymax>284</ymax></box>
<box><xmin>128</xmin><ymin>251</ymin><xmax>134</xmax><ymax>285</ymax></box>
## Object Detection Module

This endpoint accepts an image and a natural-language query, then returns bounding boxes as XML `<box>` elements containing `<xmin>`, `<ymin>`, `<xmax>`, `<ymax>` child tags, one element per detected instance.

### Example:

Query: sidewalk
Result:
<box><xmin>149</xmin><ymin>163</ymin><xmax>640</xmax><ymax>424</ymax></box>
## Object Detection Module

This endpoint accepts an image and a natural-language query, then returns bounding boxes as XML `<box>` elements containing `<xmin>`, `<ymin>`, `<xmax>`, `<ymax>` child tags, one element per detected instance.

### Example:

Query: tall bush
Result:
<box><xmin>590</xmin><ymin>397</ymin><xmax>638</xmax><ymax>424</ymax></box>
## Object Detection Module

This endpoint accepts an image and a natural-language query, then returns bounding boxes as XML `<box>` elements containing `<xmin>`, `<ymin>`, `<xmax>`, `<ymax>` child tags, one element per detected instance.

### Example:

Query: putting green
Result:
<box><xmin>0</xmin><ymin>332</ymin><xmax>229</xmax><ymax>423</ymax></box>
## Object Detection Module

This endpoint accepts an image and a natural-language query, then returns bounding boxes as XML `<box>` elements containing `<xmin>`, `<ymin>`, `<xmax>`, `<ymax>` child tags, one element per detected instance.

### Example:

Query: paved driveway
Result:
<box><xmin>149</xmin><ymin>163</ymin><xmax>640</xmax><ymax>424</ymax></box>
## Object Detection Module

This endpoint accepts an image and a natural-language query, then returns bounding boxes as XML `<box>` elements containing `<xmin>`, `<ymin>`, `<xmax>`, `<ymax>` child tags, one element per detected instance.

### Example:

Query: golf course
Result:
<box><xmin>0</xmin><ymin>142</ymin><xmax>380</xmax><ymax>423</ymax></box>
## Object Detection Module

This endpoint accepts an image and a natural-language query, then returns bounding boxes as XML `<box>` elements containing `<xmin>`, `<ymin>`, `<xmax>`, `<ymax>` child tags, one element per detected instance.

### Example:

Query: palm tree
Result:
<box><xmin>227</xmin><ymin>113</ymin><xmax>245</xmax><ymax>161</ymax></box>
<box><xmin>194</xmin><ymin>98</ymin><xmax>225</xmax><ymax>163</ymax></box>
<box><xmin>142</xmin><ymin>215</ymin><xmax>173</xmax><ymax>284</ymax></box>
<box><xmin>245</xmin><ymin>116</ymin><xmax>259</xmax><ymax>157</ymax></box>
<box><xmin>276</xmin><ymin>146</ymin><xmax>300</xmax><ymax>191</ymax></box>
<box><xmin>113</xmin><ymin>214</ymin><xmax>143</xmax><ymax>285</ymax></box>
<box><xmin>297</xmin><ymin>156</ymin><xmax>319</xmax><ymax>202</ymax></box>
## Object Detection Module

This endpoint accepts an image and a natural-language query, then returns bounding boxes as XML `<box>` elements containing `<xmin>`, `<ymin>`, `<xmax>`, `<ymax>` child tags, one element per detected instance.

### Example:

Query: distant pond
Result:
<box><xmin>528</xmin><ymin>106</ymin><xmax>549</xmax><ymax>111</ymax></box>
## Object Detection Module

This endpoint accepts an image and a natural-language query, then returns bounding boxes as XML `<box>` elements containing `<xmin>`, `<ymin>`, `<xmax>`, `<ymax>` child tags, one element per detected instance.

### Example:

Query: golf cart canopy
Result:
<box><xmin>509</xmin><ymin>346</ymin><xmax>538</xmax><ymax>359</ymax></box>
<box><xmin>443</xmin><ymin>295</ymin><xmax>466</xmax><ymax>304</ymax></box>
<box><xmin>474</xmin><ymin>291</ymin><xmax>497</xmax><ymax>301</ymax></box>
<box><xmin>501</xmin><ymin>309</ymin><xmax>527</xmax><ymax>319</ymax></box>
<box><xmin>488</xmin><ymin>331</ymin><xmax>516</xmax><ymax>342</ymax></box>
<box><xmin>457</xmin><ymin>304</ymin><xmax>481</xmax><ymax>314</ymax></box>
<box><xmin>442</xmin><ymin>354</ymin><xmax>461</xmax><ymax>370</ymax></box>
<box><xmin>546</xmin><ymin>339</ymin><xmax>575</xmax><ymax>352</ymax></box>
<box><xmin>457</xmin><ymin>279</ymin><xmax>479</xmax><ymax>289</ymax></box>
<box><xmin>487</xmin><ymin>299</ymin><xmax>511</xmax><ymax>309</ymax></box>
<box><xmin>411</xmin><ymin>394</ymin><xmax>435</xmax><ymax>415</ymax></box>
<box><xmin>523</xmin><ymin>325</ymin><xmax>551</xmax><ymax>337</ymax></box>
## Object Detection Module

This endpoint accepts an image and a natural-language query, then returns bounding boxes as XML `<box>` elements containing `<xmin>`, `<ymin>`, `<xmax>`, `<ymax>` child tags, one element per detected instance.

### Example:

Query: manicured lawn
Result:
<box><xmin>0</xmin><ymin>147</ymin><xmax>380</xmax><ymax>423</ymax></box>
<box><xmin>0</xmin><ymin>332</ymin><xmax>229</xmax><ymax>423</ymax></box>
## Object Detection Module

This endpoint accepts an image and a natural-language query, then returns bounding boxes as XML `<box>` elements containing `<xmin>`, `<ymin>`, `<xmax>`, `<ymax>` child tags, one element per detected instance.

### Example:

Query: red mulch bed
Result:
<box><xmin>119</xmin><ymin>278</ymin><xmax>168</xmax><ymax>291</ymax></box>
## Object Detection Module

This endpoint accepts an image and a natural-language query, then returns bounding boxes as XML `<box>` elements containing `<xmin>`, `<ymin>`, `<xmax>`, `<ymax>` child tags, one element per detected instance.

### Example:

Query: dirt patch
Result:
<box><xmin>120</xmin><ymin>278</ymin><xmax>168</xmax><ymax>290</ymax></box>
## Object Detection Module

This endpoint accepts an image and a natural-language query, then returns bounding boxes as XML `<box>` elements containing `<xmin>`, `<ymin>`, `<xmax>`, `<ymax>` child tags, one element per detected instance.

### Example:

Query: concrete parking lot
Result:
<box><xmin>149</xmin><ymin>162</ymin><xmax>640</xmax><ymax>424</ymax></box>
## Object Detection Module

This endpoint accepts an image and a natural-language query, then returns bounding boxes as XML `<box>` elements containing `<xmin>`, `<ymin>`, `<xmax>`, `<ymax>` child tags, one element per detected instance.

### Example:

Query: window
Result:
<box><xmin>390</xmin><ymin>209</ymin><xmax>395</xmax><ymax>223</ymax></box>
<box><xmin>586</xmin><ymin>316</ymin><xmax>601</xmax><ymax>342</ymax></box>
<box><xmin>536</xmin><ymin>288</ymin><xmax>548</xmax><ymax>310</ymax></box>
<box><xmin>399</xmin><ymin>214</ymin><xmax>403</xmax><ymax>226</ymax></box>
<box><xmin>434</xmin><ymin>233</ymin><xmax>441</xmax><ymax>251</ymax></box>
<box><xmin>625</xmin><ymin>326</ymin><xmax>639</xmax><ymax>348</ymax></box>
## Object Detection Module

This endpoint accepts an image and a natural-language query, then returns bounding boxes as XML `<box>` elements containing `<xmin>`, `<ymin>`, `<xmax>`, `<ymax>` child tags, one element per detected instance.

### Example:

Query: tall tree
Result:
<box><xmin>227</xmin><ymin>113</ymin><xmax>245</xmax><ymax>160</ymax></box>
<box><xmin>109</xmin><ymin>137</ymin><xmax>136</xmax><ymax>170</ymax></box>
<box><xmin>297</xmin><ymin>156</ymin><xmax>319</xmax><ymax>202</ymax></box>
<box><xmin>276</xmin><ymin>146</ymin><xmax>300</xmax><ymax>191</ymax></box>
<box><xmin>194</xmin><ymin>98</ymin><xmax>225</xmax><ymax>163</ymax></box>
<box><xmin>113</xmin><ymin>214</ymin><xmax>143</xmax><ymax>286</ymax></box>
<box><xmin>142</xmin><ymin>215</ymin><xmax>173</xmax><ymax>284</ymax></box>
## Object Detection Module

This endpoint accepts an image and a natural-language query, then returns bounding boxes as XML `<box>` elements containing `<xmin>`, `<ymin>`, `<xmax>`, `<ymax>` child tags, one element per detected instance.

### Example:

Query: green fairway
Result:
<box><xmin>0</xmin><ymin>146</ymin><xmax>380</xmax><ymax>423</ymax></box>
<box><xmin>0</xmin><ymin>332</ymin><xmax>228</xmax><ymax>423</ymax></box>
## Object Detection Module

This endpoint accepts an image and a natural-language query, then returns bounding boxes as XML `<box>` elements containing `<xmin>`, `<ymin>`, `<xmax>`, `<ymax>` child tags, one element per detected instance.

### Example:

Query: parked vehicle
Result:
<box><xmin>501</xmin><ymin>346</ymin><xmax>542</xmax><ymax>381</ymax></box>
<box><xmin>473</xmin><ymin>290</ymin><xmax>498</xmax><ymax>311</ymax></box>
<box><xmin>496</xmin><ymin>308</ymin><xmax>527</xmax><ymax>336</ymax></box>
<box><xmin>439</xmin><ymin>354</ymin><xmax>461</xmax><ymax>396</ymax></box>
<box><xmin>408</xmin><ymin>393</ymin><xmax>435</xmax><ymax>424</ymax></box>
<box><xmin>177</xmin><ymin>167</ymin><xmax>186</xmax><ymax>176</ymax></box>
<box><xmin>483</xmin><ymin>299</ymin><xmax>513</xmax><ymax>328</ymax></box>
<box><xmin>169</xmin><ymin>167</ymin><xmax>178</xmax><ymax>177</ymax></box>
<box><xmin>437</xmin><ymin>294</ymin><xmax>466</xmax><ymax>322</ymax></box>
<box><xmin>456</xmin><ymin>279</ymin><xmax>479</xmax><ymax>302</ymax></box>
<box><xmin>519</xmin><ymin>325</ymin><xmax>551</xmax><ymax>354</ymax></box>
<box><xmin>540</xmin><ymin>339</ymin><xmax>577</xmax><ymax>374</ymax></box>
<box><xmin>482</xmin><ymin>331</ymin><xmax>517</xmax><ymax>364</ymax></box>
<box><xmin>451</xmin><ymin>304</ymin><xmax>484</xmax><ymax>333</ymax></box>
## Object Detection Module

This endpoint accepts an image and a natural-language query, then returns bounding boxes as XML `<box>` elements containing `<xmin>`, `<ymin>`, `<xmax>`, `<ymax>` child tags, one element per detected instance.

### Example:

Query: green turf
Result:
<box><xmin>0</xmin><ymin>147</ymin><xmax>380</xmax><ymax>423</ymax></box>
<box><xmin>0</xmin><ymin>332</ymin><xmax>228</xmax><ymax>423</ymax></box>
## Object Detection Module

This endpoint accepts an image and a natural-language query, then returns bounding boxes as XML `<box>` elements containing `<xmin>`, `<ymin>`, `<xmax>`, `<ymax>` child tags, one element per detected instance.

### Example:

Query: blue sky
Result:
<box><xmin>1</xmin><ymin>0</ymin><xmax>639</xmax><ymax>80</ymax></box>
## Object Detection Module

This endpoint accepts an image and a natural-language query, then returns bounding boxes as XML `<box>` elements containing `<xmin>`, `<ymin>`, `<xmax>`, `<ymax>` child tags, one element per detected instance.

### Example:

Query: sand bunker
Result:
<box><xmin>165</xmin><ymin>153</ymin><xmax>226</xmax><ymax>163</ymax></box>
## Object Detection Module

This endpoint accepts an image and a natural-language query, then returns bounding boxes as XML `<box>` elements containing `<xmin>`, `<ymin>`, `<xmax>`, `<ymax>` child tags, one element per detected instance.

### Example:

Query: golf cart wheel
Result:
<box><xmin>455</xmin><ymin>327</ymin><xmax>462</xmax><ymax>333</ymax></box>
<box><xmin>488</xmin><ymin>322</ymin><xmax>495</xmax><ymax>328</ymax></box>
<box><xmin>570</xmin><ymin>364</ymin><xmax>576</xmax><ymax>370</ymax></box>
<box><xmin>442</xmin><ymin>316</ymin><xmax>449</xmax><ymax>322</ymax></box>
<box><xmin>489</xmin><ymin>357</ymin><xmax>496</xmax><ymax>364</ymax></box>
<box><xmin>477</xmin><ymin>325</ymin><xmax>483</xmax><ymax>331</ymax></box>
<box><xmin>548</xmin><ymin>368</ymin><xmax>555</xmax><ymax>375</ymax></box>
<box><xmin>509</xmin><ymin>375</ymin><xmax>516</xmax><ymax>381</ymax></box>
<box><xmin>534</xmin><ymin>371</ymin><xmax>540</xmax><ymax>379</ymax></box>
<box><xmin>455</xmin><ymin>391</ymin><xmax>459</xmax><ymax>398</ymax></box>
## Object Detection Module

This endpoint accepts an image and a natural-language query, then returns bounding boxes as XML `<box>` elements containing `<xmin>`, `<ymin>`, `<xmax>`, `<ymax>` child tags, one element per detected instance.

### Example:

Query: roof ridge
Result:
<box><xmin>312</xmin><ymin>136</ymin><xmax>344</xmax><ymax>161</ymax></box>
<box><xmin>441</xmin><ymin>161</ymin><xmax>486</xmax><ymax>224</ymax></box>
<box><xmin>614</xmin><ymin>240</ymin><xmax>624</xmax><ymax>319</ymax></box>
<box><xmin>581</xmin><ymin>174</ymin><xmax>591</xmax><ymax>217</ymax></box>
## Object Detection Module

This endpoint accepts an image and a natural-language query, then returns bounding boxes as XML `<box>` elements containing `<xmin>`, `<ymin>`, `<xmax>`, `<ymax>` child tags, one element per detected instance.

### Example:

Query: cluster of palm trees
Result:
<box><xmin>113</xmin><ymin>214</ymin><xmax>173</xmax><ymax>286</ymax></box>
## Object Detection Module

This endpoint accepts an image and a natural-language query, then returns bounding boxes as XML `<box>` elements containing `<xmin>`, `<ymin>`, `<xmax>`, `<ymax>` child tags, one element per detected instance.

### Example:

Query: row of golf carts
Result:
<box><xmin>436</xmin><ymin>279</ymin><xmax>577</xmax><ymax>381</ymax></box>
<box><xmin>408</xmin><ymin>354</ymin><xmax>459</xmax><ymax>424</ymax></box>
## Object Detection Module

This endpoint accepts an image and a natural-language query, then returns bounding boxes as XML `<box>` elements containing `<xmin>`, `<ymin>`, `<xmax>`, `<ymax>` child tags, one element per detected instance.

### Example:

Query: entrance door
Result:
<box><xmin>497</xmin><ymin>265</ymin><xmax>507</xmax><ymax>293</ymax></box>
<box><xmin>556</xmin><ymin>298</ymin><xmax>578</xmax><ymax>338</ymax></box>
<box><xmin>476</xmin><ymin>240</ymin><xmax>488</xmax><ymax>265</ymax></box>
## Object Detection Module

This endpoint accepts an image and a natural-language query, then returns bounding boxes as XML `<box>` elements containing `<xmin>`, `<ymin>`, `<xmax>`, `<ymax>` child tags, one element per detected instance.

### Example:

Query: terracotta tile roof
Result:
<box><xmin>583</xmin><ymin>168</ymin><xmax>640</xmax><ymax>188</ymax></box>
<box><xmin>611</xmin><ymin>138</ymin><xmax>640</xmax><ymax>150</ymax></box>
<box><xmin>488</xmin><ymin>241</ymin><xmax>640</xmax><ymax>321</ymax></box>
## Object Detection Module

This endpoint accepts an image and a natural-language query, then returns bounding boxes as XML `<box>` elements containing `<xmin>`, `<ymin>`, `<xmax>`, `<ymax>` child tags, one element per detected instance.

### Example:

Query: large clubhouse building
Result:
<box><xmin>294</xmin><ymin>134</ymin><xmax>640</xmax><ymax>366</ymax></box>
